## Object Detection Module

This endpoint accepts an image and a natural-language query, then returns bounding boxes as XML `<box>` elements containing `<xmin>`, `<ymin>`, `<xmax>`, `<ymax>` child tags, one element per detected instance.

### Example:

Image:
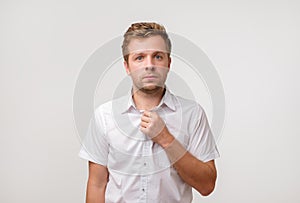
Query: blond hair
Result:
<box><xmin>122</xmin><ymin>22</ymin><xmax>172</xmax><ymax>62</ymax></box>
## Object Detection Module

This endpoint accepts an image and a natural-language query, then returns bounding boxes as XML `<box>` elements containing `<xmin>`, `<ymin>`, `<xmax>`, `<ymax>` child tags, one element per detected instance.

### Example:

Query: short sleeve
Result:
<box><xmin>78</xmin><ymin>108</ymin><xmax>108</xmax><ymax>166</ymax></box>
<box><xmin>187</xmin><ymin>105</ymin><xmax>220</xmax><ymax>162</ymax></box>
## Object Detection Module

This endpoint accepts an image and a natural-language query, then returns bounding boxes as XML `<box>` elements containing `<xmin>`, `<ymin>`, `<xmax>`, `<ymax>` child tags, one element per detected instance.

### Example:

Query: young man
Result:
<box><xmin>79</xmin><ymin>22</ymin><xmax>220</xmax><ymax>203</ymax></box>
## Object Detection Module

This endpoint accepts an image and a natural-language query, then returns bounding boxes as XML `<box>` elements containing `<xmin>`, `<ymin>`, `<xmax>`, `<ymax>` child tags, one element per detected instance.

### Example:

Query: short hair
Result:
<box><xmin>122</xmin><ymin>22</ymin><xmax>172</xmax><ymax>62</ymax></box>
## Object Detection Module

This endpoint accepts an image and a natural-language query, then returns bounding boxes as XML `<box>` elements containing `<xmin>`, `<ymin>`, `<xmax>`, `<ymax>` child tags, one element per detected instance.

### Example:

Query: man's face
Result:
<box><xmin>124</xmin><ymin>35</ymin><xmax>171</xmax><ymax>93</ymax></box>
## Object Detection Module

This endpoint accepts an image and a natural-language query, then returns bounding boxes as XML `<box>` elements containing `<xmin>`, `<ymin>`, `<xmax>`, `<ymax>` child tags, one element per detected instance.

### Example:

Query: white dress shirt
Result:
<box><xmin>79</xmin><ymin>88</ymin><xmax>219</xmax><ymax>203</ymax></box>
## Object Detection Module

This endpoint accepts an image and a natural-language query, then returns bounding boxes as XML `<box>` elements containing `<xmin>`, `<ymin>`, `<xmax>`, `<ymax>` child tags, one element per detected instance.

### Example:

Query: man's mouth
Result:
<box><xmin>143</xmin><ymin>75</ymin><xmax>158</xmax><ymax>79</ymax></box>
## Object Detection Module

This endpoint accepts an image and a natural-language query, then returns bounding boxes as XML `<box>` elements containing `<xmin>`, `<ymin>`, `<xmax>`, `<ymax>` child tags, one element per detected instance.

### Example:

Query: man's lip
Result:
<box><xmin>143</xmin><ymin>75</ymin><xmax>157</xmax><ymax>79</ymax></box>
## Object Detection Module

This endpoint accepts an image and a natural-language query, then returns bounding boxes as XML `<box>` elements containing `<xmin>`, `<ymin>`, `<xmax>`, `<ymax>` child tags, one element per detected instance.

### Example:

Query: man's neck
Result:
<box><xmin>132</xmin><ymin>87</ymin><xmax>165</xmax><ymax>111</ymax></box>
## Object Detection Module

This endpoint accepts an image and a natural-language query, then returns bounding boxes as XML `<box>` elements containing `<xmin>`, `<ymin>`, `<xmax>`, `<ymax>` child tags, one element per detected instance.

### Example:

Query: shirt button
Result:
<box><xmin>144</xmin><ymin>163</ymin><xmax>146</xmax><ymax>166</ymax></box>
<box><xmin>142</xmin><ymin>188</ymin><xmax>145</xmax><ymax>192</ymax></box>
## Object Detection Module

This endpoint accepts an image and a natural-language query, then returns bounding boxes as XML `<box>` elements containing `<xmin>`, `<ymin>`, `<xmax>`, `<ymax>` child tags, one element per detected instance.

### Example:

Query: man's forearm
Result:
<box><xmin>86</xmin><ymin>182</ymin><xmax>106</xmax><ymax>203</ymax></box>
<box><xmin>163</xmin><ymin>134</ymin><xmax>217</xmax><ymax>196</ymax></box>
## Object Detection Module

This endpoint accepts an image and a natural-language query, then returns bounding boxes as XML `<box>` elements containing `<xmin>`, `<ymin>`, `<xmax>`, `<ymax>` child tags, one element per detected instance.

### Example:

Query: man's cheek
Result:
<box><xmin>129</xmin><ymin>65</ymin><xmax>144</xmax><ymax>72</ymax></box>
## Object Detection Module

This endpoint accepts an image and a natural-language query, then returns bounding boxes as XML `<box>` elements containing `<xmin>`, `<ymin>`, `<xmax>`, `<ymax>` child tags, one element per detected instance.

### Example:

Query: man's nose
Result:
<box><xmin>145</xmin><ymin>56</ymin><xmax>155</xmax><ymax>71</ymax></box>
<box><xmin>145</xmin><ymin>66</ymin><xmax>155</xmax><ymax>71</ymax></box>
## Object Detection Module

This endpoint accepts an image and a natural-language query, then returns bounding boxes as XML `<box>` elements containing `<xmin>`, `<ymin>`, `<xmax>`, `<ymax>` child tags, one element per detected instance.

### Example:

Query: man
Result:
<box><xmin>79</xmin><ymin>22</ymin><xmax>220</xmax><ymax>203</ymax></box>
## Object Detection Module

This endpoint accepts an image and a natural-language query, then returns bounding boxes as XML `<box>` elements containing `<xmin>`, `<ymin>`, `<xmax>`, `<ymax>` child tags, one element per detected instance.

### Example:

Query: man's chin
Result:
<box><xmin>140</xmin><ymin>85</ymin><xmax>163</xmax><ymax>93</ymax></box>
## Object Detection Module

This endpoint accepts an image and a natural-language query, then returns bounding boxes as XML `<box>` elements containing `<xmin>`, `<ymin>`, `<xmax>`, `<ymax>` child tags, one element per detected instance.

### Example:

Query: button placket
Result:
<box><xmin>140</xmin><ymin>140</ymin><xmax>151</xmax><ymax>202</ymax></box>
<box><xmin>140</xmin><ymin>176</ymin><xmax>148</xmax><ymax>201</ymax></box>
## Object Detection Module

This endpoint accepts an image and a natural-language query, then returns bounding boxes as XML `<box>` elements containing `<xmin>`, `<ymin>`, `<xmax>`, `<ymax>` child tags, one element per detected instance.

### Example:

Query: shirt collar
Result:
<box><xmin>121</xmin><ymin>87</ymin><xmax>176</xmax><ymax>114</ymax></box>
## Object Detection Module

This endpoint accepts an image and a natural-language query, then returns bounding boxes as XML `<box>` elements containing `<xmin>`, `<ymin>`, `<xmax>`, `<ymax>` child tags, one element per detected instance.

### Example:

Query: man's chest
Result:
<box><xmin>103</xmin><ymin>110</ymin><xmax>190</xmax><ymax>175</ymax></box>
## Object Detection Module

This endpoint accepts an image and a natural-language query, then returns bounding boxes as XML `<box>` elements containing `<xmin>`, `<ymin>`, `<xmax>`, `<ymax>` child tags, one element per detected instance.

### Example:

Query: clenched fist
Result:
<box><xmin>140</xmin><ymin>110</ymin><xmax>174</xmax><ymax>148</ymax></box>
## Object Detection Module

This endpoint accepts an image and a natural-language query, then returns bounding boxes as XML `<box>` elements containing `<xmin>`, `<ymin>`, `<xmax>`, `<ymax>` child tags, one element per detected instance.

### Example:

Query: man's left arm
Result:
<box><xmin>140</xmin><ymin>111</ymin><xmax>217</xmax><ymax>196</ymax></box>
<box><xmin>164</xmin><ymin>136</ymin><xmax>217</xmax><ymax>196</ymax></box>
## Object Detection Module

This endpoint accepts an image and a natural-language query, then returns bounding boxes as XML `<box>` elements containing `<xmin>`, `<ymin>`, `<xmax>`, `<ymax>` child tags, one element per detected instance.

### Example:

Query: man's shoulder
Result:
<box><xmin>171</xmin><ymin>93</ymin><xmax>205</xmax><ymax>113</ymax></box>
<box><xmin>94</xmin><ymin>94</ymin><xmax>128</xmax><ymax>114</ymax></box>
<box><xmin>174</xmin><ymin>94</ymin><xmax>197</xmax><ymax>106</ymax></box>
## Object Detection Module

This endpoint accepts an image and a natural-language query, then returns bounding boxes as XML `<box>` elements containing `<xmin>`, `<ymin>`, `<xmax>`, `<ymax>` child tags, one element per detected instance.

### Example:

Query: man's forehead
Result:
<box><xmin>126</xmin><ymin>35</ymin><xmax>169</xmax><ymax>55</ymax></box>
<box><xmin>129</xmin><ymin>49</ymin><xmax>168</xmax><ymax>55</ymax></box>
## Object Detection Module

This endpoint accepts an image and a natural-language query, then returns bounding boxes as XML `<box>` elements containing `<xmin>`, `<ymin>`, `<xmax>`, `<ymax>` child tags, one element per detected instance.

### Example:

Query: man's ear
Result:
<box><xmin>124</xmin><ymin>61</ymin><xmax>130</xmax><ymax>75</ymax></box>
<box><xmin>168</xmin><ymin>56</ymin><xmax>172</xmax><ymax>69</ymax></box>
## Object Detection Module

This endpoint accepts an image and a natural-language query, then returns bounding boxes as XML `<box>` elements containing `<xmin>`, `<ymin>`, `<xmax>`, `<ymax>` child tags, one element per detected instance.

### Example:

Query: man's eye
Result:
<box><xmin>155</xmin><ymin>55</ymin><xmax>162</xmax><ymax>59</ymax></box>
<box><xmin>136</xmin><ymin>56</ymin><xmax>143</xmax><ymax>60</ymax></box>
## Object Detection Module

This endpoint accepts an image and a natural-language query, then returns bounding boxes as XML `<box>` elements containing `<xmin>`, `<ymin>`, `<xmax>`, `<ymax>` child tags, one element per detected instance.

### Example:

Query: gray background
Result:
<box><xmin>1</xmin><ymin>0</ymin><xmax>299</xmax><ymax>202</ymax></box>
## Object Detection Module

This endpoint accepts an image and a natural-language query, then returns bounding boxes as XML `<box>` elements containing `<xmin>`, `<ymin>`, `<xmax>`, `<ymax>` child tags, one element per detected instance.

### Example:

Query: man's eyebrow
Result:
<box><xmin>131</xmin><ymin>52</ymin><xmax>144</xmax><ymax>56</ymax></box>
<box><xmin>152</xmin><ymin>51</ymin><xmax>167</xmax><ymax>55</ymax></box>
